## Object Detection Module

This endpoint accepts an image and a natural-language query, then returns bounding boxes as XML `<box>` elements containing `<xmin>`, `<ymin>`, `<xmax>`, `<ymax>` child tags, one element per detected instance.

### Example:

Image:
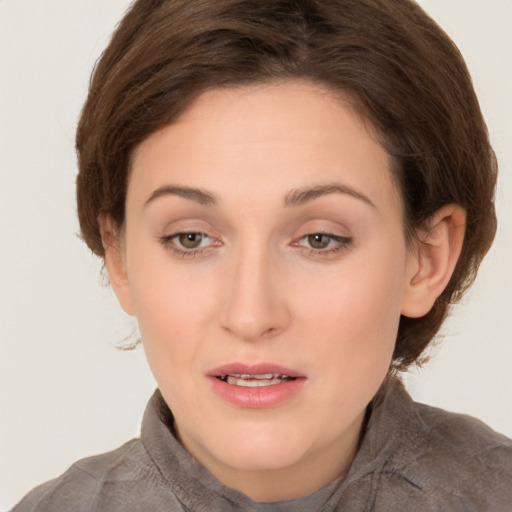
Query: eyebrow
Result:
<box><xmin>144</xmin><ymin>182</ymin><xmax>375</xmax><ymax>209</ymax></box>
<box><xmin>144</xmin><ymin>185</ymin><xmax>219</xmax><ymax>207</ymax></box>
<box><xmin>283</xmin><ymin>183</ymin><xmax>376</xmax><ymax>208</ymax></box>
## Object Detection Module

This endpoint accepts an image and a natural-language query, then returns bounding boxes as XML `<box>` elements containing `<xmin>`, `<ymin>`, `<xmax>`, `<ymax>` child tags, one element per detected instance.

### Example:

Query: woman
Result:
<box><xmin>10</xmin><ymin>0</ymin><xmax>512</xmax><ymax>510</ymax></box>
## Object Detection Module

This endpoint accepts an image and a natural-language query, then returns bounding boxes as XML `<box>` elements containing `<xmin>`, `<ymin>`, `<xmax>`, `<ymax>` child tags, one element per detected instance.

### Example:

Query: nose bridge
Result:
<box><xmin>220</xmin><ymin>237</ymin><xmax>288</xmax><ymax>341</ymax></box>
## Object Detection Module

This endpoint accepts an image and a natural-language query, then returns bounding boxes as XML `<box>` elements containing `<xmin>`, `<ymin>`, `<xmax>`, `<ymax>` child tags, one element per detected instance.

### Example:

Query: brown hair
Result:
<box><xmin>76</xmin><ymin>0</ymin><xmax>497</xmax><ymax>370</ymax></box>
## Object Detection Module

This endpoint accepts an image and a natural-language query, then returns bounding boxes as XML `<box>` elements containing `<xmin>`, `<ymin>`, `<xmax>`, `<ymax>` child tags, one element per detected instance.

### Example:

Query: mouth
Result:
<box><xmin>207</xmin><ymin>363</ymin><xmax>306</xmax><ymax>408</ymax></box>
<box><xmin>217</xmin><ymin>373</ymin><xmax>296</xmax><ymax>387</ymax></box>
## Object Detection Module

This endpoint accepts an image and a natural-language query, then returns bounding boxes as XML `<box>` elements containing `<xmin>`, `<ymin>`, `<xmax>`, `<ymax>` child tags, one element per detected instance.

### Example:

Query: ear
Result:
<box><xmin>98</xmin><ymin>214</ymin><xmax>135</xmax><ymax>316</ymax></box>
<box><xmin>401</xmin><ymin>204</ymin><xmax>466</xmax><ymax>318</ymax></box>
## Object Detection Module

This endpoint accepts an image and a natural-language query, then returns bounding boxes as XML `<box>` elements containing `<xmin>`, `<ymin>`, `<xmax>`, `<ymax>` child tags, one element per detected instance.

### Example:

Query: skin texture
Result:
<box><xmin>102</xmin><ymin>81</ymin><xmax>465</xmax><ymax>501</ymax></box>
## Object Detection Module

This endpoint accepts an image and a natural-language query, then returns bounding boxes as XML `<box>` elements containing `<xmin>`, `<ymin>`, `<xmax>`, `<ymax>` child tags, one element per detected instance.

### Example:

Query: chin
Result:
<box><xmin>200</xmin><ymin>421</ymin><xmax>312</xmax><ymax>471</ymax></box>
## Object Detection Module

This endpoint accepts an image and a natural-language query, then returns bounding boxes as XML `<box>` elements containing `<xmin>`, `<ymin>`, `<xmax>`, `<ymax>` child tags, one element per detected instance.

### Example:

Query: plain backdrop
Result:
<box><xmin>1</xmin><ymin>1</ymin><xmax>511</xmax><ymax>509</ymax></box>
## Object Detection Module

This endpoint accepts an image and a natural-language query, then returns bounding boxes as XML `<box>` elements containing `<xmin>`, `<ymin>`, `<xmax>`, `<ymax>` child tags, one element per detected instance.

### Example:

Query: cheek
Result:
<box><xmin>128</xmin><ymin>239</ymin><xmax>214</xmax><ymax>324</ymax></box>
<box><xmin>126</xmin><ymin>256</ymin><xmax>217</xmax><ymax>378</ymax></box>
<box><xmin>293</xmin><ymin>251</ymin><xmax>406</xmax><ymax>373</ymax></box>
<box><xmin>291</xmin><ymin>267</ymin><xmax>403</xmax><ymax>429</ymax></box>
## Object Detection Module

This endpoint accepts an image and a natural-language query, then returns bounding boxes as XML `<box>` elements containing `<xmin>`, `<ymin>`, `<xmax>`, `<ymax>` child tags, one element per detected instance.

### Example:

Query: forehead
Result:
<box><xmin>129</xmin><ymin>81</ymin><xmax>400</xmax><ymax>216</ymax></box>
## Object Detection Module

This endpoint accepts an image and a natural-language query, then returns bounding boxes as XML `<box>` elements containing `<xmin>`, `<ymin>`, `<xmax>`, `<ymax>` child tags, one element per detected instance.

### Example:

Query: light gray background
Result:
<box><xmin>1</xmin><ymin>1</ymin><xmax>511</xmax><ymax>509</ymax></box>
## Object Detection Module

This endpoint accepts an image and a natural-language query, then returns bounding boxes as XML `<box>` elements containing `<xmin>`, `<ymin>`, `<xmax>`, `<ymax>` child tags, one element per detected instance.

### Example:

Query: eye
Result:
<box><xmin>160</xmin><ymin>231</ymin><xmax>219</xmax><ymax>257</ymax></box>
<box><xmin>292</xmin><ymin>232</ymin><xmax>353</xmax><ymax>255</ymax></box>
<box><xmin>177</xmin><ymin>232</ymin><xmax>208</xmax><ymax>249</ymax></box>
<box><xmin>306</xmin><ymin>234</ymin><xmax>333</xmax><ymax>250</ymax></box>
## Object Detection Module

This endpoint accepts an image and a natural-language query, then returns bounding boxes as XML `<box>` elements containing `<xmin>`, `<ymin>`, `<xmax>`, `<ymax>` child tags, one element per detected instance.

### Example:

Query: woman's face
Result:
<box><xmin>116</xmin><ymin>81</ymin><xmax>418</xmax><ymax>499</ymax></box>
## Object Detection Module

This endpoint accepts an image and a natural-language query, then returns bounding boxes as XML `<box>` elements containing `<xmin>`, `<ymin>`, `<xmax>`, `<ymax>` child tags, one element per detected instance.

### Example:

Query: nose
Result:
<box><xmin>219</xmin><ymin>245</ymin><xmax>291</xmax><ymax>342</ymax></box>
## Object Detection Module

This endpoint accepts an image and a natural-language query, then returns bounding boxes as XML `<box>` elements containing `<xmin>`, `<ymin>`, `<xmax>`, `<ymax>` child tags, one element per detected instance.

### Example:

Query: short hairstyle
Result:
<box><xmin>76</xmin><ymin>0</ymin><xmax>497</xmax><ymax>370</ymax></box>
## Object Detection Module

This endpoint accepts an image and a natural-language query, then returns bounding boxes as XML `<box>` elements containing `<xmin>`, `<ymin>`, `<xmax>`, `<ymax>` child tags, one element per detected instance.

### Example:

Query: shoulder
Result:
<box><xmin>414</xmin><ymin>400</ymin><xmax>512</xmax><ymax>461</ymax></box>
<box><xmin>379</xmin><ymin>391</ymin><xmax>512</xmax><ymax>511</ymax></box>
<box><xmin>11</xmin><ymin>439</ymin><xmax>175</xmax><ymax>512</ymax></box>
<box><xmin>411</xmin><ymin>401</ymin><xmax>512</xmax><ymax>480</ymax></box>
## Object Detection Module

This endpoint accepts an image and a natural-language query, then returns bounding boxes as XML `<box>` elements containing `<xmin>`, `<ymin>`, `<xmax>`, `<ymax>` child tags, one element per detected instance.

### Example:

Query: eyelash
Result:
<box><xmin>159</xmin><ymin>232</ymin><xmax>218</xmax><ymax>259</ymax></box>
<box><xmin>291</xmin><ymin>233</ymin><xmax>353</xmax><ymax>257</ymax></box>
<box><xmin>159</xmin><ymin>232</ymin><xmax>353</xmax><ymax>259</ymax></box>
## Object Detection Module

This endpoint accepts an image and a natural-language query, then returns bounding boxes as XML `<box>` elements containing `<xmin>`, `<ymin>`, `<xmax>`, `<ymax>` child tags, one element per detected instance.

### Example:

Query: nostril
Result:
<box><xmin>261</xmin><ymin>327</ymin><xmax>279</xmax><ymax>338</ymax></box>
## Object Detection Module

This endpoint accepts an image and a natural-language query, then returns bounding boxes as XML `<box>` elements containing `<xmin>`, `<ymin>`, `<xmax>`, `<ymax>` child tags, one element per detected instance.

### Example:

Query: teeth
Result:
<box><xmin>219</xmin><ymin>373</ymin><xmax>293</xmax><ymax>387</ymax></box>
<box><xmin>226</xmin><ymin>376</ymin><xmax>287</xmax><ymax>387</ymax></box>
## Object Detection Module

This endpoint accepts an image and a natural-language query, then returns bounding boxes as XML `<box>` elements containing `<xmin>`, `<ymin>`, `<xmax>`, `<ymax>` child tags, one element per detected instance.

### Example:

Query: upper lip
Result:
<box><xmin>207</xmin><ymin>362</ymin><xmax>305</xmax><ymax>379</ymax></box>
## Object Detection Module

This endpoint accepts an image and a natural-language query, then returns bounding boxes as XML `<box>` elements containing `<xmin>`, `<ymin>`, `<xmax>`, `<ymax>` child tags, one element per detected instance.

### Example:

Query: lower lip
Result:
<box><xmin>208</xmin><ymin>376</ymin><xmax>306</xmax><ymax>408</ymax></box>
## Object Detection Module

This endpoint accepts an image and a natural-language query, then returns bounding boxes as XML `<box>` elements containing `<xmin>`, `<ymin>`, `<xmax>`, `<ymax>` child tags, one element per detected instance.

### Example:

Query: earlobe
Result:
<box><xmin>98</xmin><ymin>214</ymin><xmax>135</xmax><ymax>316</ymax></box>
<box><xmin>401</xmin><ymin>204</ymin><xmax>466</xmax><ymax>318</ymax></box>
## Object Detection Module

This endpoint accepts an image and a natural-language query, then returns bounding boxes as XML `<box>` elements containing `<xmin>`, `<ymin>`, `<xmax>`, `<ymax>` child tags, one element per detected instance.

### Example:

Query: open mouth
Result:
<box><xmin>217</xmin><ymin>373</ymin><xmax>296</xmax><ymax>387</ymax></box>
<box><xmin>208</xmin><ymin>364</ymin><xmax>305</xmax><ymax>407</ymax></box>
